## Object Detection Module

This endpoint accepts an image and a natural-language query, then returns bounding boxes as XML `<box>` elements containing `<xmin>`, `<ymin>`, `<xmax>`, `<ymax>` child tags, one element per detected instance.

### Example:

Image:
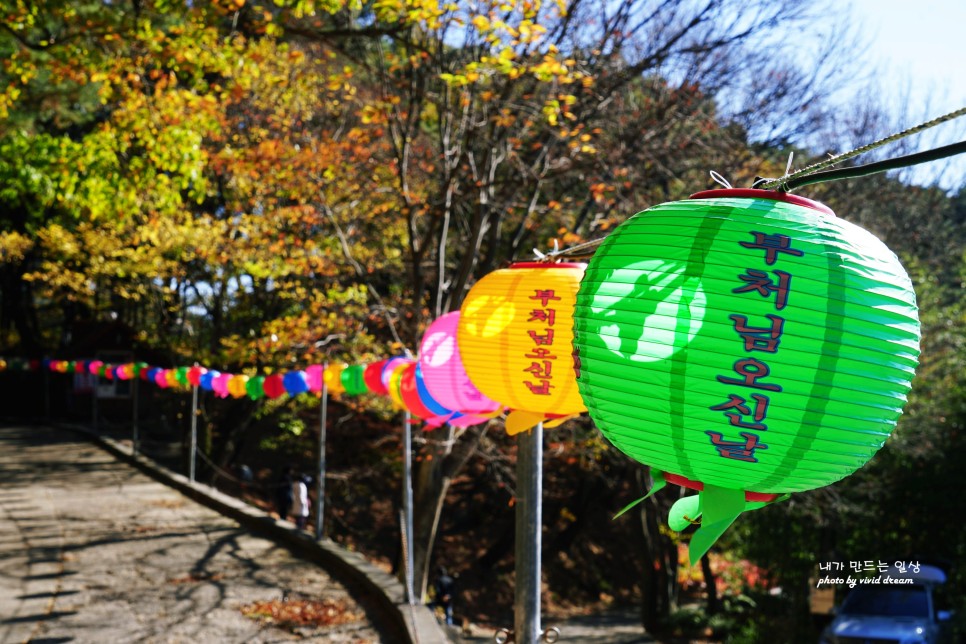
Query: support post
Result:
<box><xmin>315</xmin><ymin>364</ymin><xmax>328</xmax><ymax>540</ymax></box>
<box><xmin>514</xmin><ymin>422</ymin><xmax>543</xmax><ymax>644</ymax></box>
<box><xmin>189</xmin><ymin>382</ymin><xmax>199</xmax><ymax>483</ymax></box>
<box><xmin>44</xmin><ymin>362</ymin><xmax>50</xmax><ymax>421</ymax></box>
<box><xmin>402</xmin><ymin>410</ymin><xmax>415</xmax><ymax>605</ymax></box>
<box><xmin>92</xmin><ymin>370</ymin><xmax>99</xmax><ymax>432</ymax></box>
<box><xmin>132</xmin><ymin>375</ymin><xmax>139</xmax><ymax>455</ymax></box>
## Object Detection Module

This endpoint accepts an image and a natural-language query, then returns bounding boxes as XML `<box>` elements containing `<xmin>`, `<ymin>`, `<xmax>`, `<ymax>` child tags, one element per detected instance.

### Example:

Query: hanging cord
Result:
<box><xmin>758</xmin><ymin>139</ymin><xmax>966</xmax><ymax>191</ymax></box>
<box><xmin>545</xmin><ymin>107</ymin><xmax>966</xmax><ymax>261</ymax></box>
<box><xmin>756</xmin><ymin>106</ymin><xmax>966</xmax><ymax>191</ymax></box>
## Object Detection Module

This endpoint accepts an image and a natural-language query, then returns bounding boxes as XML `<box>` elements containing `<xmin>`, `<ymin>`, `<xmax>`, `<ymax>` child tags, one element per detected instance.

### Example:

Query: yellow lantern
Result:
<box><xmin>228</xmin><ymin>374</ymin><xmax>249</xmax><ymax>398</ymax></box>
<box><xmin>323</xmin><ymin>363</ymin><xmax>346</xmax><ymax>396</ymax></box>
<box><xmin>387</xmin><ymin>360</ymin><xmax>413</xmax><ymax>410</ymax></box>
<box><xmin>458</xmin><ymin>262</ymin><xmax>587</xmax><ymax>433</ymax></box>
<box><xmin>164</xmin><ymin>368</ymin><xmax>180</xmax><ymax>389</ymax></box>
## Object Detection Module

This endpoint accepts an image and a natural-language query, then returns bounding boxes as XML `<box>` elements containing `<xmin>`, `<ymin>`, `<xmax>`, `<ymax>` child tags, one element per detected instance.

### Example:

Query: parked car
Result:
<box><xmin>819</xmin><ymin>564</ymin><xmax>953</xmax><ymax>644</ymax></box>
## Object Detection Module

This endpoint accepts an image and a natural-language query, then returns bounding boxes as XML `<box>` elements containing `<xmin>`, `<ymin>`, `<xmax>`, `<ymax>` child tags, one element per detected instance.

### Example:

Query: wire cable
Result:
<box><xmin>756</xmin><ymin>106</ymin><xmax>966</xmax><ymax>191</ymax></box>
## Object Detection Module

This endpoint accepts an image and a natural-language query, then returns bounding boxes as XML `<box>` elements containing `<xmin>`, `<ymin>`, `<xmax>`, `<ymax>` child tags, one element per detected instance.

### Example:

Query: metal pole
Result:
<box><xmin>189</xmin><ymin>383</ymin><xmax>198</xmax><ymax>483</ymax></box>
<box><xmin>514</xmin><ymin>422</ymin><xmax>543</xmax><ymax>644</ymax></box>
<box><xmin>43</xmin><ymin>362</ymin><xmax>50</xmax><ymax>422</ymax></box>
<box><xmin>92</xmin><ymin>370</ymin><xmax>99</xmax><ymax>432</ymax></box>
<box><xmin>402</xmin><ymin>410</ymin><xmax>415</xmax><ymax>605</ymax></box>
<box><xmin>315</xmin><ymin>365</ymin><xmax>328</xmax><ymax>540</ymax></box>
<box><xmin>132</xmin><ymin>375</ymin><xmax>139</xmax><ymax>455</ymax></box>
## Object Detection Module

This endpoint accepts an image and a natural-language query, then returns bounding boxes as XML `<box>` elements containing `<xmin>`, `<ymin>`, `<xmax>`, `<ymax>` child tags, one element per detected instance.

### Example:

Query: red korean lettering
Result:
<box><xmin>525</xmin><ymin>347</ymin><xmax>558</xmax><ymax>360</ymax></box>
<box><xmin>528</xmin><ymin>308</ymin><xmax>557</xmax><ymax>326</ymax></box>
<box><xmin>733</xmin><ymin>269</ymin><xmax>792</xmax><ymax>310</ymax></box>
<box><xmin>528</xmin><ymin>329</ymin><xmax>555</xmax><ymax>346</ymax></box>
<box><xmin>729</xmin><ymin>314</ymin><xmax>785</xmax><ymax>353</ymax></box>
<box><xmin>705</xmin><ymin>431</ymin><xmax>768</xmax><ymax>462</ymax></box>
<box><xmin>523</xmin><ymin>360</ymin><xmax>553</xmax><ymax>379</ymax></box>
<box><xmin>717</xmin><ymin>358</ymin><xmax>782</xmax><ymax>392</ymax></box>
<box><xmin>530</xmin><ymin>289</ymin><xmax>562</xmax><ymax>307</ymax></box>
<box><xmin>709</xmin><ymin>393</ymin><xmax>770</xmax><ymax>431</ymax></box>
<box><xmin>740</xmin><ymin>232</ymin><xmax>804</xmax><ymax>265</ymax></box>
<box><xmin>524</xmin><ymin>380</ymin><xmax>554</xmax><ymax>395</ymax></box>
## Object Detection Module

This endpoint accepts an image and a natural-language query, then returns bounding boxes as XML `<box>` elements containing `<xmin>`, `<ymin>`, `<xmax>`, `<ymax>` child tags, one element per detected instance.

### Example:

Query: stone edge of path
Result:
<box><xmin>55</xmin><ymin>423</ymin><xmax>448</xmax><ymax>644</ymax></box>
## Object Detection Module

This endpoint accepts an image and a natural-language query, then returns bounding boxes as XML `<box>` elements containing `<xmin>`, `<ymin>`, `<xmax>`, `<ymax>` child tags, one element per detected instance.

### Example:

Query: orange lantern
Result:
<box><xmin>458</xmin><ymin>262</ymin><xmax>587</xmax><ymax>434</ymax></box>
<box><xmin>387</xmin><ymin>360</ymin><xmax>413</xmax><ymax>410</ymax></box>
<box><xmin>228</xmin><ymin>374</ymin><xmax>249</xmax><ymax>398</ymax></box>
<box><xmin>323</xmin><ymin>363</ymin><xmax>346</xmax><ymax>396</ymax></box>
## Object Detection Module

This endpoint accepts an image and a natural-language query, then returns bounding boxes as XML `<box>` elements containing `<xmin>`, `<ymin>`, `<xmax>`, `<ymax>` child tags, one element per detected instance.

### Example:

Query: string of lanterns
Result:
<box><xmin>2</xmin><ymin>188</ymin><xmax>921</xmax><ymax>560</ymax></box>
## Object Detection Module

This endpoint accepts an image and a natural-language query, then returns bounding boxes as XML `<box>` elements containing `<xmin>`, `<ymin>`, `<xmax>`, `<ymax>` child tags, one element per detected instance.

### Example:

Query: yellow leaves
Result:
<box><xmin>0</xmin><ymin>232</ymin><xmax>34</xmax><ymax>265</ymax></box>
<box><xmin>471</xmin><ymin>14</ymin><xmax>491</xmax><ymax>31</ymax></box>
<box><xmin>542</xmin><ymin>99</ymin><xmax>560</xmax><ymax>126</ymax></box>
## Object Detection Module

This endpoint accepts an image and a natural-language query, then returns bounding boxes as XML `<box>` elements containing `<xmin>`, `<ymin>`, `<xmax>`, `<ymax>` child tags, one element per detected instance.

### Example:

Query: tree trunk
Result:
<box><xmin>409</xmin><ymin>422</ymin><xmax>489</xmax><ymax>598</ymax></box>
<box><xmin>700</xmin><ymin>552</ymin><xmax>720</xmax><ymax>615</ymax></box>
<box><xmin>636</xmin><ymin>467</ymin><xmax>678</xmax><ymax>635</ymax></box>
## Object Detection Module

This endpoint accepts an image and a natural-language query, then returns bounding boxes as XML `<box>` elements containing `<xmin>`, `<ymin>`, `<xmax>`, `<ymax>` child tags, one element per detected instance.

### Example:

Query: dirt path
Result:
<box><xmin>0</xmin><ymin>424</ymin><xmax>384</xmax><ymax>643</ymax></box>
<box><xmin>455</xmin><ymin>608</ymin><xmax>656</xmax><ymax>643</ymax></box>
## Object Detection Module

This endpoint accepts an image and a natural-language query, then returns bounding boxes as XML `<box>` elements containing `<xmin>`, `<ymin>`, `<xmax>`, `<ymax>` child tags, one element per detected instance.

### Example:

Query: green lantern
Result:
<box><xmin>340</xmin><ymin>364</ymin><xmax>368</xmax><ymax>396</ymax></box>
<box><xmin>246</xmin><ymin>375</ymin><xmax>266</xmax><ymax>400</ymax></box>
<box><xmin>574</xmin><ymin>189</ymin><xmax>920</xmax><ymax>560</ymax></box>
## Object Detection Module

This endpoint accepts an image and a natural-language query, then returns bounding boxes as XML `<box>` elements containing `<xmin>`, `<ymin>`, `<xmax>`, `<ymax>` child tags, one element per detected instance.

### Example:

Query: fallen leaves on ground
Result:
<box><xmin>240</xmin><ymin>597</ymin><xmax>363</xmax><ymax>629</ymax></box>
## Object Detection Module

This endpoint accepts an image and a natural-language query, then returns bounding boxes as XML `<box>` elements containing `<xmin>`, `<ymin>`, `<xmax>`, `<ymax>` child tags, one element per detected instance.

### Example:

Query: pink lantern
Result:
<box><xmin>380</xmin><ymin>357</ymin><xmax>411</xmax><ymax>391</ymax></box>
<box><xmin>154</xmin><ymin>369</ymin><xmax>170</xmax><ymax>388</ymax></box>
<box><xmin>88</xmin><ymin>360</ymin><xmax>104</xmax><ymax>375</ymax></box>
<box><xmin>213</xmin><ymin>372</ymin><xmax>232</xmax><ymax>398</ymax></box>
<box><xmin>419</xmin><ymin>312</ymin><xmax>501</xmax><ymax>417</ymax></box>
<box><xmin>305</xmin><ymin>364</ymin><xmax>324</xmax><ymax>393</ymax></box>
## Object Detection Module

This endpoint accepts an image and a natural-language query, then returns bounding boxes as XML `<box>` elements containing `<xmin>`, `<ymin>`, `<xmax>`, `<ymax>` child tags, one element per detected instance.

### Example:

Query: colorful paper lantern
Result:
<box><xmin>246</xmin><ymin>375</ymin><xmax>265</xmax><ymax>400</ymax></box>
<box><xmin>573</xmin><ymin>188</ymin><xmax>920</xmax><ymax>559</ymax></box>
<box><xmin>458</xmin><ymin>262</ymin><xmax>587</xmax><ymax>433</ymax></box>
<box><xmin>340</xmin><ymin>364</ymin><xmax>368</xmax><ymax>396</ymax></box>
<box><xmin>386</xmin><ymin>359</ymin><xmax>413</xmax><ymax>410</ymax></box>
<box><xmin>323</xmin><ymin>364</ymin><xmax>346</xmax><ymax>396</ymax></box>
<box><xmin>164</xmin><ymin>369</ymin><xmax>180</xmax><ymax>389</ymax></box>
<box><xmin>228</xmin><ymin>374</ymin><xmax>250</xmax><ymax>398</ymax></box>
<box><xmin>200</xmin><ymin>370</ymin><xmax>217</xmax><ymax>391</ymax></box>
<box><xmin>363</xmin><ymin>360</ymin><xmax>389</xmax><ymax>395</ymax></box>
<box><xmin>305</xmin><ymin>364</ymin><xmax>324</xmax><ymax>393</ymax></box>
<box><xmin>88</xmin><ymin>360</ymin><xmax>104</xmax><ymax>375</ymax></box>
<box><xmin>380</xmin><ymin>356</ymin><xmax>410</xmax><ymax>391</ymax></box>
<box><xmin>399</xmin><ymin>362</ymin><xmax>437</xmax><ymax>421</ymax></box>
<box><xmin>213</xmin><ymin>372</ymin><xmax>232</xmax><ymax>397</ymax></box>
<box><xmin>419</xmin><ymin>312</ymin><xmax>502</xmax><ymax>422</ymax></box>
<box><xmin>414</xmin><ymin>364</ymin><xmax>458</xmax><ymax>422</ymax></box>
<box><xmin>154</xmin><ymin>369</ymin><xmax>170</xmax><ymax>388</ymax></box>
<box><xmin>283</xmin><ymin>370</ymin><xmax>309</xmax><ymax>396</ymax></box>
<box><xmin>187</xmin><ymin>366</ymin><xmax>207</xmax><ymax>387</ymax></box>
<box><xmin>263</xmin><ymin>373</ymin><xmax>286</xmax><ymax>399</ymax></box>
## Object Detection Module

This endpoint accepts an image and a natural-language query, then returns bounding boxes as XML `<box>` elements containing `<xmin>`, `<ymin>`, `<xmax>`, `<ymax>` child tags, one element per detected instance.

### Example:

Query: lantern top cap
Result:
<box><xmin>688</xmin><ymin>188</ymin><xmax>835</xmax><ymax>216</ymax></box>
<box><xmin>509</xmin><ymin>261</ymin><xmax>587</xmax><ymax>269</ymax></box>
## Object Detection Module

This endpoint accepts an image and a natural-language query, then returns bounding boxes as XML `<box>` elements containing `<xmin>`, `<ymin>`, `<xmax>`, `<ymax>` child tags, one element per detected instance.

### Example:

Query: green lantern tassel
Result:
<box><xmin>681</xmin><ymin>487</ymin><xmax>793</xmax><ymax>564</ymax></box>
<box><xmin>613</xmin><ymin>470</ymin><xmax>666</xmax><ymax>519</ymax></box>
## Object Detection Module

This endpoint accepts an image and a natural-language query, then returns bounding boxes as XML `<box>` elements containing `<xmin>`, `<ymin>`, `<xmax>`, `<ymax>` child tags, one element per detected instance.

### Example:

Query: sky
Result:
<box><xmin>844</xmin><ymin>0</ymin><xmax>966</xmax><ymax>189</ymax></box>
